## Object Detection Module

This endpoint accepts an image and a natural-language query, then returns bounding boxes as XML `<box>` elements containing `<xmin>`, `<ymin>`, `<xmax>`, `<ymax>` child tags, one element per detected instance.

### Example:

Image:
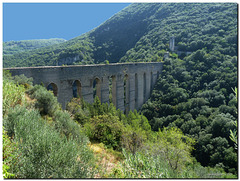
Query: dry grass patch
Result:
<box><xmin>89</xmin><ymin>143</ymin><xmax>124</xmax><ymax>178</ymax></box>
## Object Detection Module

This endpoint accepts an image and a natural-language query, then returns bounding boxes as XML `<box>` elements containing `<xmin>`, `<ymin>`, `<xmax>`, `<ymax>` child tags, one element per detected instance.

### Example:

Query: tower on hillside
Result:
<box><xmin>164</xmin><ymin>52</ymin><xmax>169</xmax><ymax>60</ymax></box>
<box><xmin>169</xmin><ymin>36</ymin><xmax>175</xmax><ymax>51</ymax></box>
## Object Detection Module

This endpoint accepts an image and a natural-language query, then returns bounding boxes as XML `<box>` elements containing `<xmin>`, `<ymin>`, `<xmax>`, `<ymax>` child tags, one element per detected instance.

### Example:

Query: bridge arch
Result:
<box><xmin>72</xmin><ymin>80</ymin><xmax>82</xmax><ymax>98</ymax></box>
<box><xmin>47</xmin><ymin>82</ymin><xmax>58</xmax><ymax>97</ymax></box>
<box><xmin>93</xmin><ymin>77</ymin><xmax>101</xmax><ymax>101</ymax></box>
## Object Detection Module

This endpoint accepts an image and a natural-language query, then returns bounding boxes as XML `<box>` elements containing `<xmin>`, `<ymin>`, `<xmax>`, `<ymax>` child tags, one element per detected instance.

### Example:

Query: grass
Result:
<box><xmin>89</xmin><ymin>143</ymin><xmax>124</xmax><ymax>178</ymax></box>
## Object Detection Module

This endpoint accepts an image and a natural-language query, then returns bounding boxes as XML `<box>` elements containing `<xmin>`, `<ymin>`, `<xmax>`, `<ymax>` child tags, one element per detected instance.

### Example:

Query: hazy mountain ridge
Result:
<box><xmin>3</xmin><ymin>38</ymin><xmax>66</xmax><ymax>56</ymax></box>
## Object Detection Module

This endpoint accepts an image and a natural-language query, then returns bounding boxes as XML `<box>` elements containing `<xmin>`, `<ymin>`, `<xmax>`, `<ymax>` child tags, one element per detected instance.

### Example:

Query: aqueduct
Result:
<box><xmin>5</xmin><ymin>62</ymin><xmax>163</xmax><ymax>112</ymax></box>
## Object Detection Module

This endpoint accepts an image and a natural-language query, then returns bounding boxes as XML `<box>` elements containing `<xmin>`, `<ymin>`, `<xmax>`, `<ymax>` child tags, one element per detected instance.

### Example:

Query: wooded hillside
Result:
<box><xmin>3</xmin><ymin>38</ymin><xmax>66</xmax><ymax>56</ymax></box>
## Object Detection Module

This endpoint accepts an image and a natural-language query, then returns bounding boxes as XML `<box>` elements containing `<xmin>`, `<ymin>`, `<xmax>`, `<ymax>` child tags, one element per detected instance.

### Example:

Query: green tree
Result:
<box><xmin>26</xmin><ymin>85</ymin><xmax>61</xmax><ymax>117</ymax></box>
<box><xmin>84</xmin><ymin>114</ymin><xmax>124</xmax><ymax>150</ymax></box>
<box><xmin>146</xmin><ymin>127</ymin><xmax>195</xmax><ymax>171</ymax></box>
<box><xmin>229</xmin><ymin>87</ymin><xmax>237</xmax><ymax>149</ymax></box>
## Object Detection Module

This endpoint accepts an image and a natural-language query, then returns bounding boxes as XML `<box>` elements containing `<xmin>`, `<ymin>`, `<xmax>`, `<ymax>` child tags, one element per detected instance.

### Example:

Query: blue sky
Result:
<box><xmin>3</xmin><ymin>3</ymin><xmax>130</xmax><ymax>42</ymax></box>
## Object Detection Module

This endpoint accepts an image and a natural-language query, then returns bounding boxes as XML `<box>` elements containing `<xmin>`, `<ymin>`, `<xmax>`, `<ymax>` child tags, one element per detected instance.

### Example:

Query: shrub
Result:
<box><xmin>85</xmin><ymin>114</ymin><xmax>124</xmax><ymax>150</ymax></box>
<box><xmin>120</xmin><ymin>149</ymin><xmax>175</xmax><ymax>178</ymax></box>
<box><xmin>3</xmin><ymin>128</ymin><xmax>17</xmax><ymax>178</ymax></box>
<box><xmin>12</xmin><ymin>74</ymin><xmax>33</xmax><ymax>88</ymax></box>
<box><xmin>27</xmin><ymin>85</ymin><xmax>61</xmax><ymax>116</ymax></box>
<box><xmin>66</xmin><ymin>98</ymin><xmax>90</xmax><ymax>125</ymax></box>
<box><xmin>5</xmin><ymin>106</ymin><xmax>96</xmax><ymax>178</ymax></box>
<box><xmin>126</xmin><ymin>110</ymin><xmax>151</xmax><ymax>131</ymax></box>
<box><xmin>3</xmin><ymin>105</ymin><xmax>27</xmax><ymax>138</ymax></box>
<box><xmin>121</xmin><ymin>125</ymin><xmax>147</xmax><ymax>155</ymax></box>
<box><xmin>89</xmin><ymin>96</ymin><xmax>105</xmax><ymax>116</ymax></box>
<box><xmin>53</xmin><ymin>110</ymin><xmax>89</xmax><ymax>144</ymax></box>
<box><xmin>3</xmin><ymin>79</ymin><xmax>25</xmax><ymax>117</ymax></box>
<box><xmin>144</xmin><ymin>127</ymin><xmax>195</xmax><ymax>171</ymax></box>
<box><xmin>121</xmin><ymin>111</ymin><xmax>152</xmax><ymax>154</ymax></box>
<box><xmin>182</xmin><ymin>160</ymin><xmax>237</xmax><ymax>178</ymax></box>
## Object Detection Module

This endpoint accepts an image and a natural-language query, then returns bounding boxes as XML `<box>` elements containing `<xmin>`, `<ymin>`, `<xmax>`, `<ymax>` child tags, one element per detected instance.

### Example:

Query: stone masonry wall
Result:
<box><xmin>5</xmin><ymin>62</ymin><xmax>163</xmax><ymax>112</ymax></box>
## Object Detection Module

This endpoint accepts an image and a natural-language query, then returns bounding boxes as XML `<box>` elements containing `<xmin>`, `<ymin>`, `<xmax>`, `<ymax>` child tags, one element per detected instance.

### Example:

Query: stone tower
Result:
<box><xmin>164</xmin><ymin>52</ymin><xmax>169</xmax><ymax>60</ymax></box>
<box><xmin>169</xmin><ymin>36</ymin><xmax>175</xmax><ymax>51</ymax></box>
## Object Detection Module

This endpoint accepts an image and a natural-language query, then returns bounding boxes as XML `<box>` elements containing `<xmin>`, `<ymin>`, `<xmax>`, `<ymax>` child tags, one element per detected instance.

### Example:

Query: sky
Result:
<box><xmin>3</xmin><ymin>3</ymin><xmax>131</xmax><ymax>42</ymax></box>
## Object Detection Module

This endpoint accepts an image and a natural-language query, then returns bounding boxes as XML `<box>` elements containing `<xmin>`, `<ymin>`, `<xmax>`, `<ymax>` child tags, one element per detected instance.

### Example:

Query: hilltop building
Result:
<box><xmin>169</xmin><ymin>36</ymin><xmax>192</xmax><ymax>57</ymax></box>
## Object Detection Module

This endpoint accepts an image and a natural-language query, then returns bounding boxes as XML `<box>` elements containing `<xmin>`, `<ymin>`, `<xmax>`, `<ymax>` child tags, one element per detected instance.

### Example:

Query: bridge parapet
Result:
<box><xmin>5</xmin><ymin>62</ymin><xmax>163</xmax><ymax>112</ymax></box>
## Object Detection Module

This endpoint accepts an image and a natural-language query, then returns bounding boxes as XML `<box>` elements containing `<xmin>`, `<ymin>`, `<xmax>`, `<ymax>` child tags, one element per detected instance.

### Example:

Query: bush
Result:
<box><xmin>144</xmin><ymin>127</ymin><xmax>195</xmax><ymax>171</ymax></box>
<box><xmin>3</xmin><ymin>79</ymin><xmax>25</xmax><ymax>117</ymax></box>
<box><xmin>12</xmin><ymin>74</ymin><xmax>33</xmax><ymax>88</ymax></box>
<box><xmin>53</xmin><ymin>110</ymin><xmax>89</xmax><ymax>144</ymax></box>
<box><xmin>5</xmin><ymin>106</ymin><xmax>96</xmax><ymax>178</ymax></box>
<box><xmin>66</xmin><ymin>98</ymin><xmax>90</xmax><ymax>125</ymax></box>
<box><xmin>27</xmin><ymin>85</ymin><xmax>61</xmax><ymax>116</ymax></box>
<box><xmin>120</xmin><ymin>149</ymin><xmax>175</xmax><ymax>178</ymax></box>
<box><xmin>3</xmin><ymin>105</ymin><xmax>27</xmax><ymax>138</ymax></box>
<box><xmin>3</xmin><ymin>128</ymin><xmax>17</xmax><ymax>178</ymax></box>
<box><xmin>85</xmin><ymin>114</ymin><xmax>124</xmax><ymax>150</ymax></box>
<box><xmin>183</xmin><ymin>161</ymin><xmax>237</xmax><ymax>178</ymax></box>
<box><xmin>121</xmin><ymin>127</ymin><xmax>146</xmax><ymax>155</ymax></box>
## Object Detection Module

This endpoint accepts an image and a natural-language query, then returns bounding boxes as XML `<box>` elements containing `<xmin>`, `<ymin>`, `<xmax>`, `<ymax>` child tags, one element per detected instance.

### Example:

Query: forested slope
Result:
<box><xmin>3</xmin><ymin>3</ymin><xmax>237</xmax><ymax>67</ymax></box>
<box><xmin>120</xmin><ymin>3</ymin><xmax>237</xmax><ymax>62</ymax></box>
<box><xmin>141</xmin><ymin>50</ymin><xmax>237</xmax><ymax>174</ymax></box>
<box><xmin>3</xmin><ymin>38</ymin><xmax>66</xmax><ymax>55</ymax></box>
<box><xmin>135</xmin><ymin>3</ymin><xmax>238</xmax><ymax>174</ymax></box>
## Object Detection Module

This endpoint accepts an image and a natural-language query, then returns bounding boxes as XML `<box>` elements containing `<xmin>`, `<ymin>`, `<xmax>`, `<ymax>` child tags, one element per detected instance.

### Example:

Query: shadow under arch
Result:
<box><xmin>47</xmin><ymin>82</ymin><xmax>58</xmax><ymax>97</ymax></box>
<box><xmin>93</xmin><ymin>77</ymin><xmax>101</xmax><ymax>101</ymax></box>
<box><xmin>72</xmin><ymin>80</ymin><xmax>82</xmax><ymax>98</ymax></box>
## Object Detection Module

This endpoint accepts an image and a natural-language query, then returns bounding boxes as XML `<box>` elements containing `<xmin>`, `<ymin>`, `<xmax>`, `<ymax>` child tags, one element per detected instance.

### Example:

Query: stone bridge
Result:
<box><xmin>5</xmin><ymin>62</ymin><xmax>163</xmax><ymax>112</ymax></box>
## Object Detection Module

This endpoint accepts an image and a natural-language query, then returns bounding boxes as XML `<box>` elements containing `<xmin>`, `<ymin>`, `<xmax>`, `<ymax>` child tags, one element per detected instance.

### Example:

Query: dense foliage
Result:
<box><xmin>66</xmin><ymin>97</ymin><xmax>236</xmax><ymax>178</ymax></box>
<box><xmin>120</xmin><ymin>3</ymin><xmax>237</xmax><ymax>62</ymax></box>
<box><xmin>3</xmin><ymin>3</ymin><xmax>237</xmax><ymax>67</ymax></box>
<box><xmin>3</xmin><ymin>73</ymin><xmax>237</xmax><ymax>178</ymax></box>
<box><xmin>67</xmin><ymin>97</ymin><xmax>152</xmax><ymax>152</ymax></box>
<box><xmin>141</xmin><ymin>50</ymin><xmax>237</xmax><ymax>174</ymax></box>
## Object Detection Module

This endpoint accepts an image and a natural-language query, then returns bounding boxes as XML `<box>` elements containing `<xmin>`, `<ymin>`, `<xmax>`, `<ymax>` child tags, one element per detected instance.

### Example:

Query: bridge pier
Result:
<box><xmin>136</xmin><ymin>72</ymin><xmax>144</xmax><ymax>110</ymax></box>
<box><xmin>124</xmin><ymin>74</ymin><xmax>130</xmax><ymax>114</ymax></box>
<box><xmin>82</xmin><ymin>78</ymin><xmax>94</xmax><ymax>104</ymax></box>
<box><xmin>111</xmin><ymin>75</ymin><xmax>117</xmax><ymax>107</ymax></box>
<box><xmin>101</xmin><ymin>76</ymin><xmax>110</xmax><ymax>104</ymax></box>
<box><xmin>116</xmin><ymin>74</ymin><xmax>124</xmax><ymax>111</ymax></box>
<box><xmin>58</xmin><ymin>80</ymin><xmax>73</xmax><ymax>109</ymax></box>
<box><xmin>145</xmin><ymin>71</ymin><xmax>151</xmax><ymax>102</ymax></box>
<box><xmin>129</xmin><ymin>73</ymin><xmax>136</xmax><ymax>112</ymax></box>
